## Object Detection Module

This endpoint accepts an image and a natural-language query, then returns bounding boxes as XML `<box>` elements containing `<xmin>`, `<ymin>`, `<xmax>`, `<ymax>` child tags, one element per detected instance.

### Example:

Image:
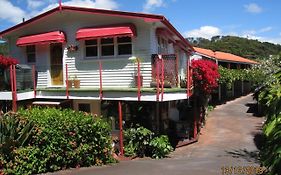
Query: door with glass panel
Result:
<box><xmin>50</xmin><ymin>43</ymin><xmax>63</xmax><ymax>86</ymax></box>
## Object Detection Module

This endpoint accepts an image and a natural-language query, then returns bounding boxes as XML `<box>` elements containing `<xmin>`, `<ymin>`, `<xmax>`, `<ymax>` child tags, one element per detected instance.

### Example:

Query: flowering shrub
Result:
<box><xmin>0</xmin><ymin>55</ymin><xmax>19</xmax><ymax>69</ymax></box>
<box><xmin>192</xmin><ymin>60</ymin><xmax>220</xmax><ymax>95</ymax></box>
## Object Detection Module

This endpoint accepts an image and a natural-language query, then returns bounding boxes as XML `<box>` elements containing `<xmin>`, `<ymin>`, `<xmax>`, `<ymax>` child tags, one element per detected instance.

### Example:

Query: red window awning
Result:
<box><xmin>76</xmin><ymin>24</ymin><xmax>136</xmax><ymax>40</ymax></box>
<box><xmin>16</xmin><ymin>31</ymin><xmax>66</xmax><ymax>46</ymax></box>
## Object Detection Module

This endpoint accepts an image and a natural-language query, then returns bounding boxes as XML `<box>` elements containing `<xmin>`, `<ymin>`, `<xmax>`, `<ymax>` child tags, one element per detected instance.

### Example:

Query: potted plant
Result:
<box><xmin>67</xmin><ymin>76</ymin><xmax>73</xmax><ymax>88</ymax></box>
<box><xmin>150</xmin><ymin>78</ymin><xmax>172</xmax><ymax>88</ymax></box>
<box><xmin>73</xmin><ymin>75</ymin><xmax>80</xmax><ymax>88</ymax></box>
<box><xmin>180</xmin><ymin>76</ymin><xmax>187</xmax><ymax>88</ymax></box>
<box><xmin>163</xmin><ymin>80</ymin><xmax>172</xmax><ymax>88</ymax></box>
<box><xmin>67</xmin><ymin>44</ymin><xmax>78</xmax><ymax>52</ymax></box>
<box><xmin>129</xmin><ymin>56</ymin><xmax>143</xmax><ymax>87</ymax></box>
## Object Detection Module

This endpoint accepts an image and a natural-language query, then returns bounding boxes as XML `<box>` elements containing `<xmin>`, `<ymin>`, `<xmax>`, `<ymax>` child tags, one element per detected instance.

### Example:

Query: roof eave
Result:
<box><xmin>0</xmin><ymin>5</ymin><xmax>194</xmax><ymax>53</ymax></box>
<box><xmin>217</xmin><ymin>59</ymin><xmax>257</xmax><ymax>65</ymax></box>
<box><xmin>161</xmin><ymin>17</ymin><xmax>194</xmax><ymax>52</ymax></box>
<box><xmin>0</xmin><ymin>5</ymin><xmax>164</xmax><ymax>37</ymax></box>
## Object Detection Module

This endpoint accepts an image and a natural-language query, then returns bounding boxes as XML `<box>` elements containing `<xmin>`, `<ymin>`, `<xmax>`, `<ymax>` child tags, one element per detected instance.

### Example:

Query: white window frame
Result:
<box><xmin>157</xmin><ymin>36</ymin><xmax>168</xmax><ymax>54</ymax></box>
<box><xmin>26</xmin><ymin>45</ymin><xmax>36</xmax><ymax>63</ymax></box>
<box><xmin>100</xmin><ymin>38</ymin><xmax>115</xmax><ymax>57</ymax></box>
<box><xmin>84</xmin><ymin>39</ymin><xmax>98</xmax><ymax>59</ymax></box>
<box><xmin>117</xmin><ymin>36</ymin><xmax>132</xmax><ymax>56</ymax></box>
<box><xmin>83</xmin><ymin>37</ymin><xmax>132</xmax><ymax>59</ymax></box>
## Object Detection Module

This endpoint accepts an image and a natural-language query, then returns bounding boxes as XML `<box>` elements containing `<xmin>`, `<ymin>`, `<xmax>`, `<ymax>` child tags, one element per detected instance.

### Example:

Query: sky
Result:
<box><xmin>0</xmin><ymin>0</ymin><xmax>281</xmax><ymax>44</ymax></box>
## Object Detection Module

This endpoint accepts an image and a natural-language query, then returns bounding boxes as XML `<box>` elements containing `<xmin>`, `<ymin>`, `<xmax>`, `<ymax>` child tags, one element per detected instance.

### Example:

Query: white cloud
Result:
<box><xmin>143</xmin><ymin>0</ymin><xmax>165</xmax><ymax>12</ymax></box>
<box><xmin>183</xmin><ymin>25</ymin><xmax>281</xmax><ymax>44</ymax></box>
<box><xmin>27</xmin><ymin>0</ymin><xmax>45</xmax><ymax>9</ymax></box>
<box><xmin>0</xmin><ymin>0</ymin><xmax>26</xmax><ymax>24</ymax></box>
<box><xmin>184</xmin><ymin>26</ymin><xmax>222</xmax><ymax>39</ymax></box>
<box><xmin>29</xmin><ymin>0</ymin><xmax>119</xmax><ymax>20</ymax></box>
<box><xmin>63</xmin><ymin>0</ymin><xmax>118</xmax><ymax>9</ymax></box>
<box><xmin>93</xmin><ymin>0</ymin><xmax>118</xmax><ymax>9</ymax></box>
<box><xmin>242</xmin><ymin>30</ymin><xmax>256</xmax><ymax>36</ymax></box>
<box><xmin>0</xmin><ymin>0</ymin><xmax>119</xmax><ymax>24</ymax></box>
<box><xmin>259</xmin><ymin>27</ymin><xmax>272</xmax><ymax>33</ymax></box>
<box><xmin>244</xmin><ymin>3</ymin><xmax>262</xmax><ymax>14</ymax></box>
<box><xmin>267</xmin><ymin>38</ymin><xmax>281</xmax><ymax>44</ymax></box>
<box><xmin>244</xmin><ymin>35</ymin><xmax>281</xmax><ymax>45</ymax></box>
<box><xmin>241</xmin><ymin>27</ymin><xmax>272</xmax><ymax>37</ymax></box>
<box><xmin>242</xmin><ymin>34</ymin><xmax>262</xmax><ymax>40</ymax></box>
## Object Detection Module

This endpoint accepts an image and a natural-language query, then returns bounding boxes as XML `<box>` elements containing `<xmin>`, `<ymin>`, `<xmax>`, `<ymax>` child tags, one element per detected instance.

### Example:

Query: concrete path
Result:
<box><xmin>51</xmin><ymin>94</ymin><xmax>265</xmax><ymax>175</ymax></box>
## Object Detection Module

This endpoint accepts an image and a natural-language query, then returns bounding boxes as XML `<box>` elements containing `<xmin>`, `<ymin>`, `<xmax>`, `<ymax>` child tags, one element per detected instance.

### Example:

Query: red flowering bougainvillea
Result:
<box><xmin>192</xmin><ymin>59</ymin><xmax>220</xmax><ymax>95</ymax></box>
<box><xmin>0</xmin><ymin>55</ymin><xmax>19</xmax><ymax>69</ymax></box>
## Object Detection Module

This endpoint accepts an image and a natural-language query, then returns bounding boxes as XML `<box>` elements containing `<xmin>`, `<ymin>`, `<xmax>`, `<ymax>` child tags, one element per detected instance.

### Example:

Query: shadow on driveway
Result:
<box><xmin>225</xmin><ymin>148</ymin><xmax>260</xmax><ymax>164</ymax></box>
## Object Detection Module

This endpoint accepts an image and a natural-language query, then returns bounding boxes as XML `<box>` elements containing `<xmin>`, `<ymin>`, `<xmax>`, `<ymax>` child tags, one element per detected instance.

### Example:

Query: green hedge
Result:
<box><xmin>219</xmin><ymin>66</ymin><xmax>265</xmax><ymax>89</ymax></box>
<box><xmin>1</xmin><ymin>107</ymin><xmax>114</xmax><ymax>175</ymax></box>
<box><xmin>258</xmin><ymin>70</ymin><xmax>281</xmax><ymax>175</ymax></box>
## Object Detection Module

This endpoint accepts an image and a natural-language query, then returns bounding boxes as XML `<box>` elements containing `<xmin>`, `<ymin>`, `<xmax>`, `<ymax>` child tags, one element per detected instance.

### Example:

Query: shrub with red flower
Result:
<box><xmin>192</xmin><ymin>59</ymin><xmax>220</xmax><ymax>95</ymax></box>
<box><xmin>0</xmin><ymin>55</ymin><xmax>19</xmax><ymax>69</ymax></box>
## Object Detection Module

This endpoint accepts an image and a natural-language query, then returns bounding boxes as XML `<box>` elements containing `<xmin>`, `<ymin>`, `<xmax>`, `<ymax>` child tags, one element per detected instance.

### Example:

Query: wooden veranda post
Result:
<box><xmin>175</xmin><ymin>53</ymin><xmax>179</xmax><ymax>86</ymax></box>
<box><xmin>137</xmin><ymin>58</ymin><xmax>141</xmax><ymax>101</ymax></box>
<box><xmin>9</xmin><ymin>65</ymin><xmax>14</xmax><ymax>111</ymax></box>
<box><xmin>186</xmin><ymin>53</ymin><xmax>190</xmax><ymax>98</ymax></box>
<box><xmin>10</xmin><ymin>65</ymin><xmax>17</xmax><ymax>112</ymax></box>
<box><xmin>118</xmin><ymin>101</ymin><xmax>124</xmax><ymax>156</ymax></box>
<box><xmin>161</xmin><ymin>57</ymin><xmax>164</xmax><ymax>101</ymax></box>
<box><xmin>156</xmin><ymin>56</ymin><xmax>160</xmax><ymax>101</ymax></box>
<box><xmin>99</xmin><ymin>60</ymin><xmax>103</xmax><ymax>100</ymax></box>
<box><xmin>32</xmin><ymin>65</ymin><xmax>36</xmax><ymax>98</ymax></box>
<box><xmin>156</xmin><ymin>102</ymin><xmax>160</xmax><ymax>133</ymax></box>
<box><xmin>193</xmin><ymin>98</ymin><xmax>197</xmax><ymax>139</ymax></box>
<box><xmin>218</xmin><ymin>84</ymin><xmax>221</xmax><ymax>101</ymax></box>
<box><xmin>65</xmin><ymin>64</ymin><xmax>69</xmax><ymax>99</ymax></box>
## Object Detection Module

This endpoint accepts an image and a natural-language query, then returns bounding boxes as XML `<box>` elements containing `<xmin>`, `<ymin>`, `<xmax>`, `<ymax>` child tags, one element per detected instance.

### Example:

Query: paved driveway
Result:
<box><xmin>51</xmin><ymin>94</ymin><xmax>265</xmax><ymax>175</ymax></box>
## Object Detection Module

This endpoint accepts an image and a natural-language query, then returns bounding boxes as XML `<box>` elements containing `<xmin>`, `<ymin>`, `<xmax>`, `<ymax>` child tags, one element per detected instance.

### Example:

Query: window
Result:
<box><xmin>78</xmin><ymin>103</ymin><xmax>91</xmax><ymax>113</ymax></box>
<box><xmin>161</xmin><ymin>38</ymin><xmax>168</xmax><ymax>54</ymax></box>
<box><xmin>84</xmin><ymin>37</ymin><xmax>132</xmax><ymax>59</ymax></box>
<box><xmin>157</xmin><ymin>36</ymin><xmax>161</xmax><ymax>53</ymax></box>
<box><xmin>117</xmin><ymin>37</ymin><xmax>132</xmax><ymax>55</ymax></box>
<box><xmin>101</xmin><ymin>38</ymin><xmax>114</xmax><ymax>56</ymax></box>
<box><xmin>26</xmin><ymin>45</ymin><xmax>36</xmax><ymax>63</ymax></box>
<box><xmin>157</xmin><ymin>37</ymin><xmax>168</xmax><ymax>54</ymax></box>
<box><xmin>85</xmin><ymin>39</ymin><xmax>98</xmax><ymax>57</ymax></box>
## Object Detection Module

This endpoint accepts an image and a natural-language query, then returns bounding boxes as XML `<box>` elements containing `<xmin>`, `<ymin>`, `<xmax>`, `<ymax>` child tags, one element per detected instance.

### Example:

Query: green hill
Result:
<box><xmin>187</xmin><ymin>36</ymin><xmax>281</xmax><ymax>60</ymax></box>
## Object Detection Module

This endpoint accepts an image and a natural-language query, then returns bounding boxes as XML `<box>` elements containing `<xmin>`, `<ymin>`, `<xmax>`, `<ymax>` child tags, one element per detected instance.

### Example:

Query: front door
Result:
<box><xmin>50</xmin><ymin>43</ymin><xmax>63</xmax><ymax>86</ymax></box>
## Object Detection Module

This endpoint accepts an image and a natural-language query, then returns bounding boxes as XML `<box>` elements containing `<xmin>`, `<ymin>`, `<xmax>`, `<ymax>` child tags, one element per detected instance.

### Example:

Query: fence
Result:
<box><xmin>0</xmin><ymin>54</ymin><xmax>193</xmax><ymax>105</ymax></box>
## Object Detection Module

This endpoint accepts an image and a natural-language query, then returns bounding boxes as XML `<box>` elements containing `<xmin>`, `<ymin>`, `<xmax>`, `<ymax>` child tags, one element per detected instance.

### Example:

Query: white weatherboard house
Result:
<box><xmin>0</xmin><ymin>5</ymin><xmax>196</xmax><ymax>142</ymax></box>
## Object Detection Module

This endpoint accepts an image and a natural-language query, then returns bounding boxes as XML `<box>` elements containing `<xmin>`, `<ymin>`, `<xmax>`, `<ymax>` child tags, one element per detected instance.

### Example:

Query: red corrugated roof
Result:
<box><xmin>214</xmin><ymin>51</ymin><xmax>258</xmax><ymax>64</ymax></box>
<box><xmin>194</xmin><ymin>47</ymin><xmax>258</xmax><ymax>64</ymax></box>
<box><xmin>0</xmin><ymin>5</ymin><xmax>194</xmax><ymax>52</ymax></box>
<box><xmin>76</xmin><ymin>24</ymin><xmax>136</xmax><ymax>40</ymax></box>
<box><xmin>16</xmin><ymin>31</ymin><xmax>65</xmax><ymax>46</ymax></box>
<box><xmin>194</xmin><ymin>47</ymin><xmax>216</xmax><ymax>58</ymax></box>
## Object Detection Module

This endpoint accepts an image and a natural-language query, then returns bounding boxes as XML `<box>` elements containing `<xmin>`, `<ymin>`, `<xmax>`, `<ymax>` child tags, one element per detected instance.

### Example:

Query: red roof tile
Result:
<box><xmin>194</xmin><ymin>47</ymin><xmax>216</xmax><ymax>58</ymax></box>
<box><xmin>194</xmin><ymin>47</ymin><xmax>258</xmax><ymax>64</ymax></box>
